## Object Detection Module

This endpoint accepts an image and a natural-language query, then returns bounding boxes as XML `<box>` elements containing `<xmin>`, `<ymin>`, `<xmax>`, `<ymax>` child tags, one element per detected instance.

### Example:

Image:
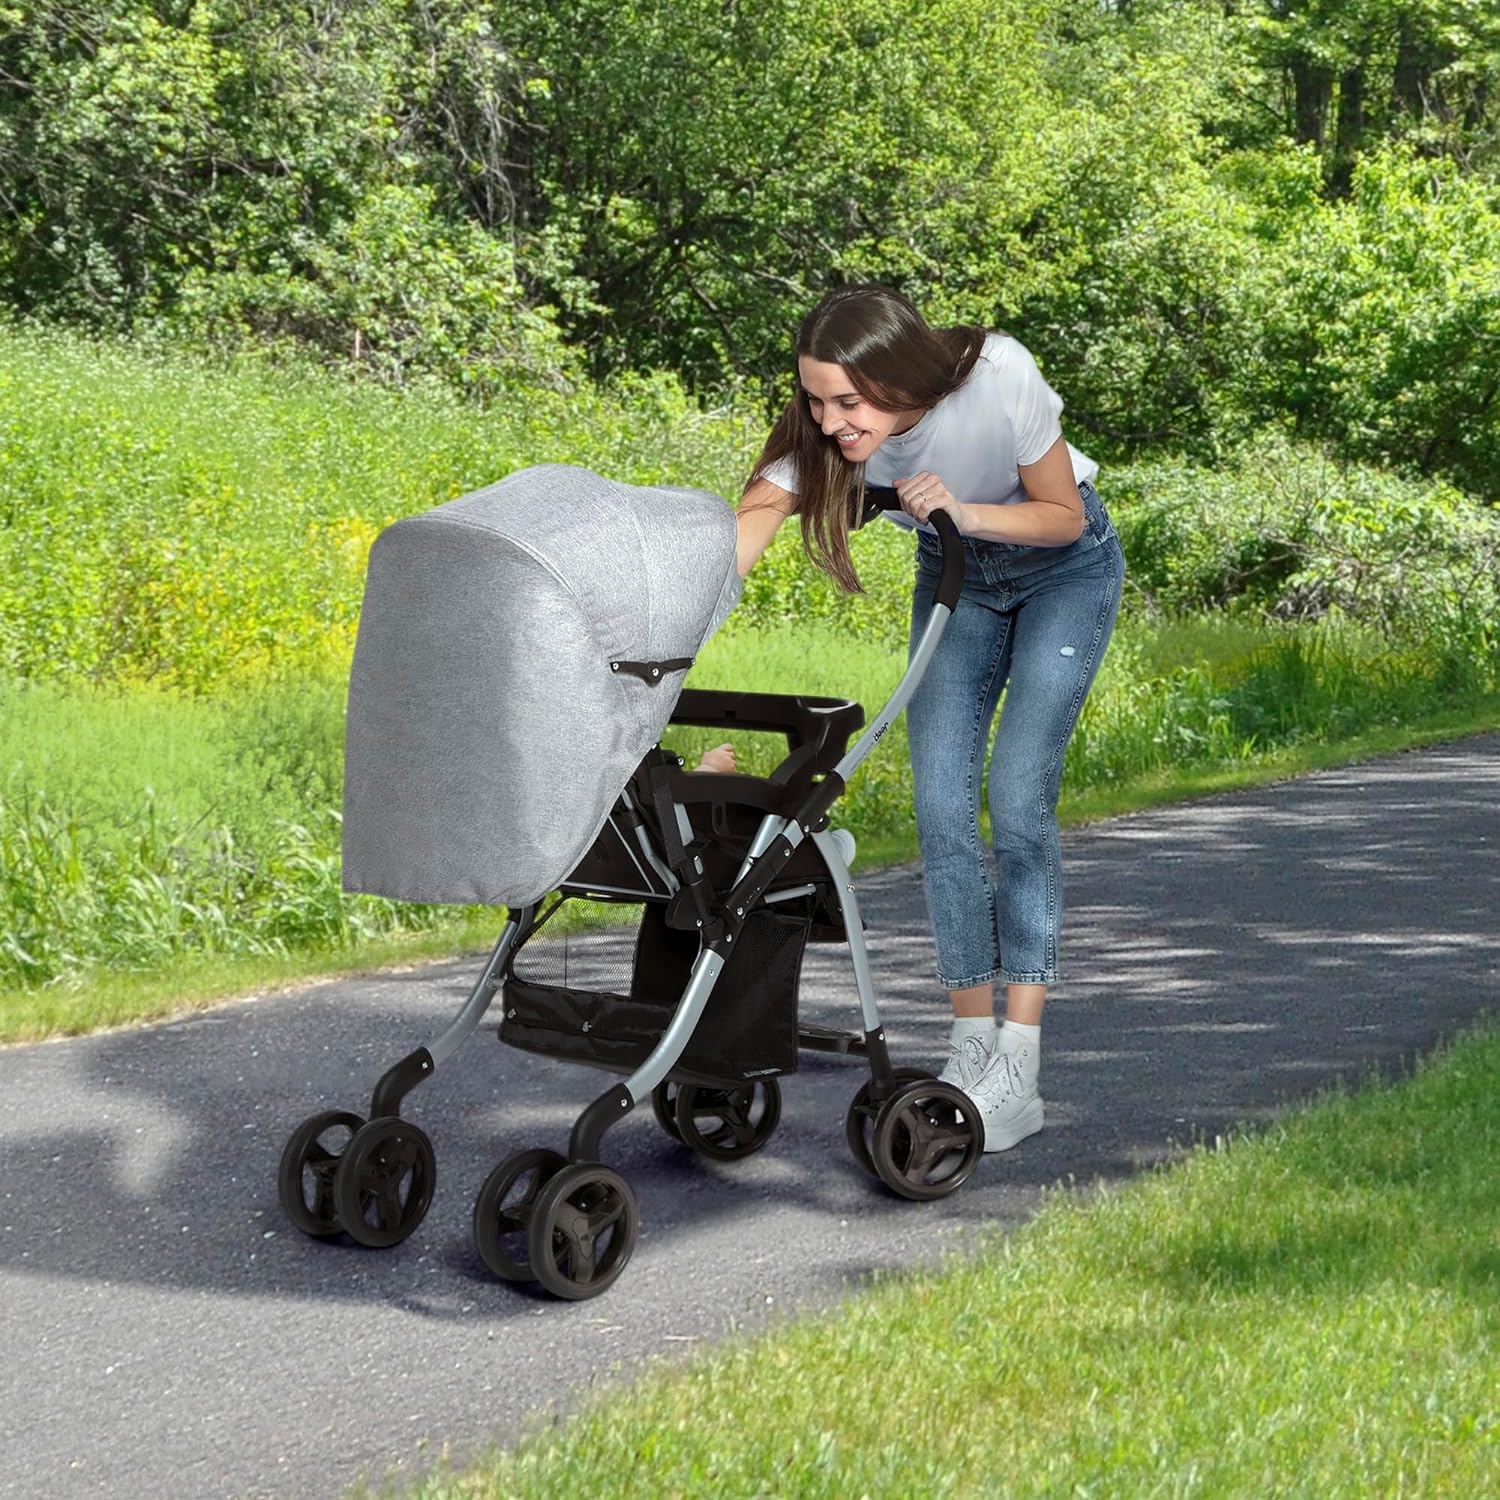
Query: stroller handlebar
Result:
<box><xmin>859</xmin><ymin>486</ymin><xmax>963</xmax><ymax>613</ymax></box>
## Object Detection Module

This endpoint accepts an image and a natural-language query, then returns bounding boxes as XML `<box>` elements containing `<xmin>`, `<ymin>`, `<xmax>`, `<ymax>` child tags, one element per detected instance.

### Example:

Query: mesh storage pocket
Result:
<box><xmin>499</xmin><ymin>901</ymin><xmax>808</xmax><ymax>1081</ymax></box>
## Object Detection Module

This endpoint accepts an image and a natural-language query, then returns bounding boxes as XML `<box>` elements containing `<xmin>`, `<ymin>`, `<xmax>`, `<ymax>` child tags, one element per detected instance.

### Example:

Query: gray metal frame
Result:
<box><xmin>408</xmin><ymin>596</ymin><xmax>957</xmax><ymax>1118</ymax></box>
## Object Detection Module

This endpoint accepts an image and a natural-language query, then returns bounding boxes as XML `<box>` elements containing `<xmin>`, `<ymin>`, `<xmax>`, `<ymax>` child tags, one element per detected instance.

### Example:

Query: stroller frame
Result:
<box><xmin>279</xmin><ymin>491</ymin><xmax>980</xmax><ymax>1298</ymax></box>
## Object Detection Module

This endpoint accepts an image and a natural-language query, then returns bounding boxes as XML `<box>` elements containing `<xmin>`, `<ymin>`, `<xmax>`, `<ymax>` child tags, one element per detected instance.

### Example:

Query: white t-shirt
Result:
<box><xmin>759</xmin><ymin>332</ymin><xmax>1097</xmax><ymax>534</ymax></box>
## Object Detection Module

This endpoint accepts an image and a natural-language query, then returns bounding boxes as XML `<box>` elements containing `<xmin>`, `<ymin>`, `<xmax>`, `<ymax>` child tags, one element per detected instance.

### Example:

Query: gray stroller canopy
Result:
<box><xmin>342</xmin><ymin>464</ymin><xmax>742</xmax><ymax>906</ymax></box>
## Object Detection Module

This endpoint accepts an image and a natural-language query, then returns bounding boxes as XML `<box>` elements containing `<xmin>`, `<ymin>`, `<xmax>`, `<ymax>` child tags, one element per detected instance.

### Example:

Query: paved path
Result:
<box><xmin>2</xmin><ymin>737</ymin><xmax>1497</xmax><ymax>1500</ymax></box>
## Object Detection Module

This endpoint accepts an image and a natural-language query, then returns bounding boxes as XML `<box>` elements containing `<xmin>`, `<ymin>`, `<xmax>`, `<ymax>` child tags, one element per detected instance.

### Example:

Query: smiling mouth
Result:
<box><xmin>835</xmin><ymin>431</ymin><xmax>863</xmax><ymax>445</ymax></box>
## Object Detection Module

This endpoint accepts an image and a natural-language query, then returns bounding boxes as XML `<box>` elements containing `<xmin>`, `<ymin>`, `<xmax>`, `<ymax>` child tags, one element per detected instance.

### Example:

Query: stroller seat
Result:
<box><xmin>500</xmin><ymin>690</ymin><xmax>870</xmax><ymax>1093</ymax></box>
<box><xmin>669</xmin><ymin>687</ymin><xmax>866</xmax><ymax>781</ymax></box>
<box><xmin>560</xmin><ymin>688</ymin><xmax>866</xmax><ymax>902</ymax></box>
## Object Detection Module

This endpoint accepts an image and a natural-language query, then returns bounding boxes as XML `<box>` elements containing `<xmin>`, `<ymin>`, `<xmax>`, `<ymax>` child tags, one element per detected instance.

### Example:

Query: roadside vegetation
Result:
<box><xmin>365</xmin><ymin>1022</ymin><xmax>1500</xmax><ymax>1498</ymax></box>
<box><xmin>2</xmin><ymin>0</ymin><xmax>1498</xmax><ymax>1042</ymax></box>
<box><xmin>2</xmin><ymin>328</ymin><xmax>1498</xmax><ymax>1042</ymax></box>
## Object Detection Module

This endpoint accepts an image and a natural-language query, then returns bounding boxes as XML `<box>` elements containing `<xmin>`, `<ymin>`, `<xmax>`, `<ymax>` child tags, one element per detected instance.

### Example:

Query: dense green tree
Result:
<box><xmin>0</xmin><ymin>0</ymin><xmax>562</xmax><ymax>383</ymax></box>
<box><xmin>494</xmin><ymin>0</ymin><xmax>1066</xmax><ymax>386</ymax></box>
<box><xmin>1250</xmin><ymin>144</ymin><xmax>1500</xmax><ymax>492</ymax></box>
<box><xmin>1235</xmin><ymin>0</ymin><xmax>1500</xmax><ymax>189</ymax></box>
<box><xmin>0</xmin><ymin>0</ymin><xmax>1496</xmax><ymax>489</ymax></box>
<box><xmin>0</xmin><ymin>0</ymin><xmax>402</xmax><ymax>318</ymax></box>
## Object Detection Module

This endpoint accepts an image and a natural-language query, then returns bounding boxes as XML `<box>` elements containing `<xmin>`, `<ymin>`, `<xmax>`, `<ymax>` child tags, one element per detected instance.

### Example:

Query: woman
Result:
<box><xmin>736</xmin><ymin>284</ymin><xmax>1124</xmax><ymax>1152</ymax></box>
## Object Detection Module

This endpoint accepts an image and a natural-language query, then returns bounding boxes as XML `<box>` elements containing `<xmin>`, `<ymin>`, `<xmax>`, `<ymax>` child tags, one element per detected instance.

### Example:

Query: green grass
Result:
<box><xmin>372</xmin><ymin>1023</ymin><xmax>1500</xmax><ymax>1499</ymax></box>
<box><xmin>3</xmin><ymin>612</ymin><xmax>1499</xmax><ymax>1044</ymax></box>
<box><xmin>0</xmin><ymin>322</ymin><xmax>764</xmax><ymax>692</ymax></box>
<box><xmin>3</xmin><ymin>324</ymin><xmax>1498</xmax><ymax>1042</ymax></box>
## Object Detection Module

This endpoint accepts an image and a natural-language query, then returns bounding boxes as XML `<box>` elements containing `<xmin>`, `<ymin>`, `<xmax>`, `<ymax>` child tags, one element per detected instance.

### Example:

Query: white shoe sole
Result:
<box><xmin>982</xmin><ymin>1095</ymin><xmax>1044</xmax><ymax>1153</ymax></box>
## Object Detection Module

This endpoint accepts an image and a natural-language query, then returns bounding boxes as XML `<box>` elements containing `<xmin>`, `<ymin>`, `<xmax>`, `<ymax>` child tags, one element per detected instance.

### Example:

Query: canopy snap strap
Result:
<box><xmin>645</xmin><ymin>762</ymin><xmax>689</xmax><ymax>868</ymax></box>
<box><xmin>609</xmin><ymin>657</ymin><xmax>694</xmax><ymax>683</ymax></box>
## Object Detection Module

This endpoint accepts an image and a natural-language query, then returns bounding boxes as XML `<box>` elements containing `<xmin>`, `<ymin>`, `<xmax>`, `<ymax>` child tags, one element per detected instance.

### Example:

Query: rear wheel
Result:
<box><xmin>650</xmin><ymin>1080</ymin><xmax>685</xmax><ymax>1143</ymax></box>
<box><xmin>673</xmin><ymin>1079</ymin><xmax>781</xmax><ymax>1160</ymax></box>
<box><xmin>844</xmin><ymin>1069</ymin><xmax>932</xmax><ymax>1178</ymax></box>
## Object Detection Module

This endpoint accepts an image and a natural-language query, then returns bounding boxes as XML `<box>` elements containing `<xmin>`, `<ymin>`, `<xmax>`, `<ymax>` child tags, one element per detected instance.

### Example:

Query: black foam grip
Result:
<box><xmin>862</xmin><ymin>486</ymin><xmax>963</xmax><ymax>613</ymax></box>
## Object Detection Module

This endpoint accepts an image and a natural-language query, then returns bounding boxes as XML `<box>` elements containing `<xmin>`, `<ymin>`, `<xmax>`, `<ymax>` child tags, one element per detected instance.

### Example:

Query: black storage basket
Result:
<box><xmin>500</xmin><ymin>902</ymin><xmax>809</xmax><ymax>1083</ymax></box>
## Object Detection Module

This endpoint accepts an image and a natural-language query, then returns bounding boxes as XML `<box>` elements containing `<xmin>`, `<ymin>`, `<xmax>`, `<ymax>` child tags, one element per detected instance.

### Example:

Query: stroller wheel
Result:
<box><xmin>870</xmin><ymin>1080</ymin><xmax>982</xmax><ymax>1201</ymax></box>
<box><xmin>332</xmin><ymin>1117</ymin><xmax>437</xmax><ymax>1248</ymax></box>
<box><xmin>527</xmin><ymin>1163</ymin><xmax>639</xmax><ymax>1300</ymax></box>
<box><xmin>472</xmin><ymin>1147</ymin><xmax>567</xmax><ymax>1281</ymax></box>
<box><xmin>278</xmin><ymin>1109</ymin><xmax>365</xmax><ymax>1237</ymax></box>
<box><xmin>650</xmin><ymin>1081</ymin><xmax>685</xmax><ymax>1143</ymax></box>
<box><xmin>673</xmin><ymin>1080</ymin><xmax>781</xmax><ymax>1161</ymax></box>
<box><xmin>843</xmin><ymin>1069</ymin><xmax>933</xmax><ymax>1178</ymax></box>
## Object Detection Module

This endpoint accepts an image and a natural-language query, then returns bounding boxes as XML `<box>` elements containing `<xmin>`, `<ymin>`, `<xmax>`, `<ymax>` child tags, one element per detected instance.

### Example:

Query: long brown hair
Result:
<box><xmin>746</xmin><ymin>284</ymin><xmax>986</xmax><ymax>592</ymax></box>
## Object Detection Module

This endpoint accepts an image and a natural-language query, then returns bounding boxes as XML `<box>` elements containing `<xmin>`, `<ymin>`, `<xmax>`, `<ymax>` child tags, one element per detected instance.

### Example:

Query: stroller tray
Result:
<box><xmin>499</xmin><ymin>904</ymin><xmax>810</xmax><ymax>1083</ymax></box>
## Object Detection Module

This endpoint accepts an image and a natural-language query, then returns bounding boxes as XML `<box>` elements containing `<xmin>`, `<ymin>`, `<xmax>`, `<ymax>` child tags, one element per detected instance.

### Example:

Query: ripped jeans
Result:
<box><xmin>906</xmin><ymin>480</ymin><xmax>1124</xmax><ymax>988</ymax></box>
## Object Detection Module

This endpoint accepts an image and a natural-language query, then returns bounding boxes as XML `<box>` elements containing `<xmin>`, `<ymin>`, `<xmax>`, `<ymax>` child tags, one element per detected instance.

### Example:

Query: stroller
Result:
<box><xmin>278</xmin><ymin>463</ymin><xmax>978</xmax><ymax>1299</ymax></box>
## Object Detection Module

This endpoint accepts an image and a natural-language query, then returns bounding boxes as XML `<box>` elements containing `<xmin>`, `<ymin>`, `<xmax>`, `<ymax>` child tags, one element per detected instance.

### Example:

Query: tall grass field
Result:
<box><xmin>2</xmin><ymin>325</ymin><xmax>1498</xmax><ymax>1039</ymax></box>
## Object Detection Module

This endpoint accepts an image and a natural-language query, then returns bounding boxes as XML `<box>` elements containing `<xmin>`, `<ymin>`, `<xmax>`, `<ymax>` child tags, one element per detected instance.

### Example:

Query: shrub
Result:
<box><xmin>1107</xmin><ymin>438</ymin><xmax>1500</xmax><ymax>656</ymax></box>
<box><xmin>172</xmin><ymin>185</ymin><xmax>578</xmax><ymax>396</ymax></box>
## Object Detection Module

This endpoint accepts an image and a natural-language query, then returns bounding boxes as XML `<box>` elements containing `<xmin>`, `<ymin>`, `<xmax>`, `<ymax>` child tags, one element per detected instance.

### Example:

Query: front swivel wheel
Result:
<box><xmin>278</xmin><ymin>1109</ymin><xmax>365</xmax><ymax>1237</ymax></box>
<box><xmin>332</xmin><ymin>1116</ymin><xmax>436</xmax><ymax>1248</ymax></box>
<box><xmin>870</xmin><ymin>1080</ymin><xmax>981</xmax><ymax>1201</ymax></box>
<box><xmin>527</xmin><ymin>1163</ymin><xmax>639</xmax><ymax>1300</ymax></box>
<box><xmin>472</xmin><ymin>1147</ymin><xmax>566</xmax><ymax>1281</ymax></box>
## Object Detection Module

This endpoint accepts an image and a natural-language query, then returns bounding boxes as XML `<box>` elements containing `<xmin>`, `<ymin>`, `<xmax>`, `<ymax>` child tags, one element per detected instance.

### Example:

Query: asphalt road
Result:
<box><xmin>3</xmin><ymin>735</ymin><xmax>1497</xmax><ymax>1500</ymax></box>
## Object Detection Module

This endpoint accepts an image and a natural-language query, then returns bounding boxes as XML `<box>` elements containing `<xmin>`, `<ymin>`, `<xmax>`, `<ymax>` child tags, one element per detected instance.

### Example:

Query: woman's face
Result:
<box><xmin>797</xmin><ymin>356</ymin><xmax>922</xmax><ymax>463</ymax></box>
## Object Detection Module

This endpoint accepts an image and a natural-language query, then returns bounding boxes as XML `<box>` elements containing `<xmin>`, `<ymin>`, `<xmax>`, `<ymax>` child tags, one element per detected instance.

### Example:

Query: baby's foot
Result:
<box><xmin>695</xmin><ymin>743</ymin><xmax>736</xmax><ymax>774</ymax></box>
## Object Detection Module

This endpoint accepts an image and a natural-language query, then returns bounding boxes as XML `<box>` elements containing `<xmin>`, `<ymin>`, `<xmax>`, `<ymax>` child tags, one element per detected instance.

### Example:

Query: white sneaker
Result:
<box><xmin>938</xmin><ymin>1031</ymin><xmax>998</xmax><ymax>1091</ymax></box>
<box><xmin>966</xmin><ymin>1045</ymin><xmax>1043</xmax><ymax>1152</ymax></box>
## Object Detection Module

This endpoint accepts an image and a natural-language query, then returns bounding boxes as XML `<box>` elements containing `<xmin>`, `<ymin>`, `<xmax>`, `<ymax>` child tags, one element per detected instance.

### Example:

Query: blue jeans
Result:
<box><xmin>907</xmin><ymin>480</ymin><xmax>1124</xmax><ymax>988</ymax></box>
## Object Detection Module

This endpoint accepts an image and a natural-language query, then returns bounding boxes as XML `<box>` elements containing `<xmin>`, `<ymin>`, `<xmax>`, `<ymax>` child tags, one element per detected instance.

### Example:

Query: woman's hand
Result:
<box><xmin>895</xmin><ymin>471</ymin><xmax>967</xmax><ymax>531</ymax></box>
